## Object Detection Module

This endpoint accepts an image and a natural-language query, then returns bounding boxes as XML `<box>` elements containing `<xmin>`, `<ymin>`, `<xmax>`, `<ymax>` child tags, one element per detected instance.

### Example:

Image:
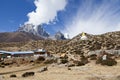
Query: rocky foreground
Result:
<box><xmin>0</xmin><ymin>58</ymin><xmax>120</xmax><ymax>80</ymax></box>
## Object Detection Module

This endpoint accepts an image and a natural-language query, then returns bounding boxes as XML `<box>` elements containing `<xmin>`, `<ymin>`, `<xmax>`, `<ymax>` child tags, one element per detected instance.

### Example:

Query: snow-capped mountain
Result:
<box><xmin>18</xmin><ymin>24</ymin><xmax>49</xmax><ymax>38</ymax></box>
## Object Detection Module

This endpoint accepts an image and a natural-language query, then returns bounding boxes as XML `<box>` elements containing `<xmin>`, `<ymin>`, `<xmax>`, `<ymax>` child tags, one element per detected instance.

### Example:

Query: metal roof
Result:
<box><xmin>0</xmin><ymin>50</ymin><xmax>12</xmax><ymax>54</ymax></box>
<box><xmin>0</xmin><ymin>50</ymin><xmax>34</xmax><ymax>55</ymax></box>
<box><xmin>11</xmin><ymin>51</ymin><xmax>34</xmax><ymax>55</ymax></box>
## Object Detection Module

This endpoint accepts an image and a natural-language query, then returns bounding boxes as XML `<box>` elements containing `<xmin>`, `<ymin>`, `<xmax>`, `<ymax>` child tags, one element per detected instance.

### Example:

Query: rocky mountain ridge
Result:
<box><xmin>18</xmin><ymin>24</ymin><xmax>49</xmax><ymax>38</ymax></box>
<box><xmin>18</xmin><ymin>24</ymin><xmax>66</xmax><ymax>40</ymax></box>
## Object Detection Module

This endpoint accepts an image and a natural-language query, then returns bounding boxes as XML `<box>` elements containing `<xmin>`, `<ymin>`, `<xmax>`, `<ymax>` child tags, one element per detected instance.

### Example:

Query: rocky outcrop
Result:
<box><xmin>54</xmin><ymin>31</ymin><xmax>66</xmax><ymax>40</ymax></box>
<box><xmin>18</xmin><ymin>24</ymin><xmax>49</xmax><ymax>38</ymax></box>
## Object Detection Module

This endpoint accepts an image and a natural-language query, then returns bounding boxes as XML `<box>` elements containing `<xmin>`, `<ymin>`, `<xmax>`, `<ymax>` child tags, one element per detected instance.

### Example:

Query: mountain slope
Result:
<box><xmin>58</xmin><ymin>31</ymin><xmax>120</xmax><ymax>54</ymax></box>
<box><xmin>0</xmin><ymin>31</ymin><xmax>119</xmax><ymax>53</ymax></box>
<box><xmin>0</xmin><ymin>32</ymin><xmax>44</xmax><ymax>42</ymax></box>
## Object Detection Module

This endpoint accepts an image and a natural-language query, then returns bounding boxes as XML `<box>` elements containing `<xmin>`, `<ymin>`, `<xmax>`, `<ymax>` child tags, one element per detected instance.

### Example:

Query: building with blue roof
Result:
<box><xmin>11</xmin><ymin>51</ymin><xmax>34</xmax><ymax>57</ymax></box>
<box><xmin>0</xmin><ymin>50</ymin><xmax>34</xmax><ymax>58</ymax></box>
<box><xmin>0</xmin><ymin>50</ymin><xmax>12</xmax><ymax>60</ymax></box>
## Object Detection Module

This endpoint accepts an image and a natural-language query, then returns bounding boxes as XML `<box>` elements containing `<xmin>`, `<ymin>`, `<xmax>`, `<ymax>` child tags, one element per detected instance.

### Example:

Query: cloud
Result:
<box><xmin>25</xmin><ymin>0</ymin><xmax>67</xmax><ymax>26</ymax></box>
<box><xmin>63</xmin><ymin>0</ymin><xmax>120</xmax><ymax>38</ymax></box>
<box><xmin>115</xmin><ymin>23</ymin><xmax>120</xmax><ymax>31</ymax></box>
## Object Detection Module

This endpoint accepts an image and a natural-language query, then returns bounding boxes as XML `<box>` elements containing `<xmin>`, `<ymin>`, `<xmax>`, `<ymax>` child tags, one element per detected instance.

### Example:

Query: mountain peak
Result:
<box><xmin>18</xmin><ymin>24</ymin><xmax>49</xmax><ymax>38</ymax></box>
<box><xmin>54</xmin><ymin>31</ymin><xmax>66</xmax><ymax>40</ymax></box>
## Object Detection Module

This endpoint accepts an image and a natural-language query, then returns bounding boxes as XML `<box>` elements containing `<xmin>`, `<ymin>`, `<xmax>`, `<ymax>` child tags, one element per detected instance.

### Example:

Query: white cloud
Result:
<box><xmin>115</xmin><ymin>23</ymin><xmax>120</xmax><ymax>31</ymax></box>
<box><xmin>63</xmin><ymin>0</ymin><xmax>120</xmax><ymax>38</ymax></box>
<box><xmin>25</xmin><ymin>0</ymin><xmax>67</xmax><ymax>26</ymax></box>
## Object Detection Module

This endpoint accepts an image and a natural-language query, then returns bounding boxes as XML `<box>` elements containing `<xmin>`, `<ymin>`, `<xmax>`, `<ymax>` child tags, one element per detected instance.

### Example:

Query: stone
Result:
<box><xmin>39</xmin><ymin>66</ymin><xmax>48</xmax><ymax>73</ymax></box>
<box><xmin>22</xmin><ymin>72</ymin><xmax>35</xmax><ymax>77</ymax></box>
<box><xmin>10</xmin><ymin>74</ymin><xmax>17</xmax><ymax>78</ymax></box>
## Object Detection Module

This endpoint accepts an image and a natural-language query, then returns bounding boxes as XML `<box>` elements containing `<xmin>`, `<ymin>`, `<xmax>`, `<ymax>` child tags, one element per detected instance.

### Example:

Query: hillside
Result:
<box><xmin>0</xmin><ymin>31</ymin><xmax>119</xmax><ymax>53</ymax></box>
<box><xmin>58</xmin><ymin>31</ymin><xmax>120</xmax><ymax>54</ymax></box>
<box><xmin>0</xmin><ymin>32</ymin><xmax>44</xmax><ymax>42</ymax></box>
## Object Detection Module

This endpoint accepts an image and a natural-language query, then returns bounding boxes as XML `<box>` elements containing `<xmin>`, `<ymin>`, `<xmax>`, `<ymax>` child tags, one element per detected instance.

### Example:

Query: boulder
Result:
<box><xmin>22</xmin><ymin>72</ymin><xmax>34</xmax><ymax>77</ymax></box>
<box><xmin>74</xmin><ymin>60</ymin><xmax>85</xmax><ymax>66</ymax></box>
<box><xmin>67</xmin><ymin>67</ymin><xmax>71</xmax><ymax>70</ymax></box>
<box><xmin>39</xmin><ymin>66</ymin><xmax>48</xmax><ymax>73</ymax></box>
<box><xmin>96</xmin><ymin>51</ymin><xmax>117</xmax><ymax>66</ymax></box>
<box><xmin>67</xmin><ymin>62</ymin><xmax>75</xmax><ymax>67</ymax></box>
<box><xmin>10</xmin><ymin>74</ymin><xmax>17</xmax><ymax>78</ymax></box>
<box><xmin>60</xmin><ymin>59</ymin><xmax>68</xmax><ymax>64</ymax></box>
<box><xmin>37</xmin><ymin>56</ymin><xmax>45</xmax><ymax>61</ymax></box>
<box><xmin>89</xmin><ymin>54</ymin><xmax>97</xmax><ymax>60</ymax></box>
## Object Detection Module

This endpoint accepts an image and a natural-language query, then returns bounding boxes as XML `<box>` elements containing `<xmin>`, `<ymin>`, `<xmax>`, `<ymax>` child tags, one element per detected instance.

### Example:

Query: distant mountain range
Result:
<box><xmin>18</xmin><ymin>24</ymin><xmax>49</xmax><ymax>38</ymax></box>
<box><xmin>18</xmin><ymin>24</ymin><xmax>67</xmax><ymax>40</ymax></box>
<box><xmin>0</xmin><ymin>24</ymin><xmax>119</xmax><ymax>43</ymax></box>
<box><xmin>0</xmin><ymin>24</ymin><xmax>67</xmax><ymax>42</ymax></box>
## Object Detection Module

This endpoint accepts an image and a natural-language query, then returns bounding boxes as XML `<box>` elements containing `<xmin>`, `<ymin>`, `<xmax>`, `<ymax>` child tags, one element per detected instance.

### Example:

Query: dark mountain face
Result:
<box><xmin>18</xmin><ymin>24</ymin><xmax>49</xmax><ymax>38</ymax></box>
<box><xmin>54</xmin><ymin>31</ymin><xmax>66</xmax><ymax>40</ymax></box>
<box><xmin>0</xmin><ymin>32</ymin><xmax>44</xmax><ymax>42</ymax></box>
<box><xmin>36</xmin><ymin>25</ymin><xmax>49</xmax><ymax>38</ymax></box>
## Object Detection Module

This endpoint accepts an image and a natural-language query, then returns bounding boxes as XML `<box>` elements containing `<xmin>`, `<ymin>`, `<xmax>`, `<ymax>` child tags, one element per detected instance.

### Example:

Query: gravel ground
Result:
<box><xmin>0</xmin><ymin>59</ymin><xmax>120</xmax><ymax>80</ymax></box>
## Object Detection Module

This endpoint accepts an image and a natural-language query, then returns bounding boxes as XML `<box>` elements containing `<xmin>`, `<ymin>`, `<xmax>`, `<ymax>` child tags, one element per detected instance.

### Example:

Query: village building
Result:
<box><xmin>0</xmin><ymin>51</ymin><xmax>11</xmax><ymax>60</ymax></box>
<box><xmin>0</xmin><ymin>49</ymin><xmax>51</xmax><ymax>60</ymax></box>
<box><xmin>34</xmin><ymin>49</ymin><xmax>50</xmax><ymax>58</ymax></box>
<box><xmin>11</xmin><ymin>51</ymin><xmax>34</xmax><ymax>57</ymax></box>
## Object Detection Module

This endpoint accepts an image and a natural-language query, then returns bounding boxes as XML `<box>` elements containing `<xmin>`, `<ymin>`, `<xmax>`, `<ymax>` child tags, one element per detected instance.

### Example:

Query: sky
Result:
<box><xmin>0</xmin><ymin>0</ymin><xmax>120</xmax><ymax>38</ymax></box>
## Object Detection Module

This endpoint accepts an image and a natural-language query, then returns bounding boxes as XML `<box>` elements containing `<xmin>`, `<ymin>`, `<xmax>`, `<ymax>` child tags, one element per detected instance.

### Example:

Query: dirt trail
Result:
<box><xmin>0</xmin><ymin>64</ymin><xmax>45</xmax><ymax>75</ymax></box>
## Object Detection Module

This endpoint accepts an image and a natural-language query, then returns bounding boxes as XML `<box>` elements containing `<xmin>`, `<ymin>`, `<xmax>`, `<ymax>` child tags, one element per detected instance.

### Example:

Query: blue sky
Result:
<box><xmin>0</xmin><ymin>0</ymin><xmax>120</xmax><ymax>37</ymax></box>
<box><xmin>0</xmin><ymin>0</ymin><xmax>35</xmax><ymax>32</ymax></box>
